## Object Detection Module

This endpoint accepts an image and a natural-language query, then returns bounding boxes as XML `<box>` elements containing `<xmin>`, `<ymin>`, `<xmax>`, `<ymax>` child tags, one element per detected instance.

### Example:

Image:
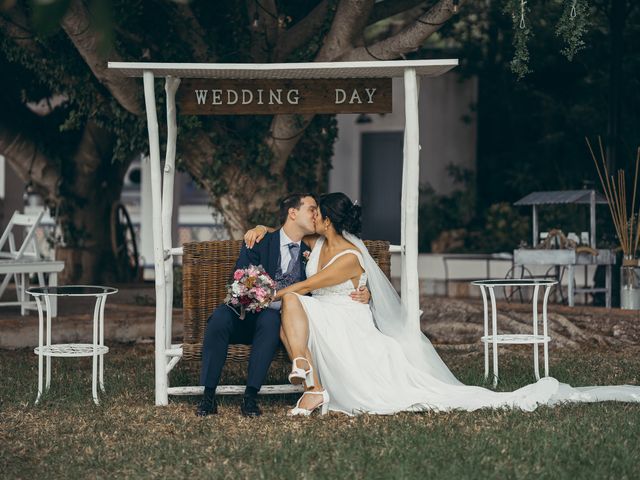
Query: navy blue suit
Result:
<box><xmin>200</xmin><ymin>230</ymin><xmax>310</xmax><ymax>392</ymax></box>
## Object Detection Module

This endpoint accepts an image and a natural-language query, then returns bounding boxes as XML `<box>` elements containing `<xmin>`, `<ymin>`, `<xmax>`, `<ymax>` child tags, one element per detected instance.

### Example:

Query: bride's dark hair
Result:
<box><xmin>318</xmin><ymin>192</ymin><xmax>362</xmax><ymax>236</ymax></box>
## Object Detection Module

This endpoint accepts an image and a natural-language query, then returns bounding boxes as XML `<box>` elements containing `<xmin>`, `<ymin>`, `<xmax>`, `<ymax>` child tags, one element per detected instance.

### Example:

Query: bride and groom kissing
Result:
<box><xmin>197</xmin><ymin>192</ymin><xmax>640</xmax><ymax>418</ymax></box>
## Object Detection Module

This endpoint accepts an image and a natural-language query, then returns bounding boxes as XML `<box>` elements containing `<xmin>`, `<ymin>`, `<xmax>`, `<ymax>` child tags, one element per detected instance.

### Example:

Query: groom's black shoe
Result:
<box><xmin>196</xmin><ymin>398</ymin><xmax>217</xmax><ymax>417</ymax></box>
<box><xmin>241</xmin><ymin>395</ymin><xmax>262</xmax><ymax>417</ymax></box>
<box><xmin>196</xmin><ymin>387</ymin><xmax>218</xmax><ymax>417</ymax></box>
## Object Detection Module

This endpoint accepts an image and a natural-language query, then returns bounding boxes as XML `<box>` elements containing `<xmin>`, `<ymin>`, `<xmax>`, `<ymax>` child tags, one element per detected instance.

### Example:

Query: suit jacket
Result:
<box><xmin>234</xmin><ymin>229</ymin><xmax>310</xmax><ymax>283</ymax></box>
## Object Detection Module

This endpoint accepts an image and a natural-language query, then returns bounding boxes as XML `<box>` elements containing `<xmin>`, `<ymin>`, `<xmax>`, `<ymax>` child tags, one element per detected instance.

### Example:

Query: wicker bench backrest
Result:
<box><xmin>182</xmin><ymin>239</ymin><xmax>391</xmax><ymax>361</ymax></box>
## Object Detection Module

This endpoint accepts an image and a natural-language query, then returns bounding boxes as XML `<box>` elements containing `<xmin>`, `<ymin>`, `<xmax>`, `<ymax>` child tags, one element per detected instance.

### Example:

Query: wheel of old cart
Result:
<box><xmin>503</xmin><ymin>265</ymin><xmax>534</xmax><ymax>303</ymax></box>
<box><xmin>110</xmin><ymin>203</ymin><xmax>140</xmax><ymax>282</ymax></box>
<box><xmin>543</xmin><ymin>265</ymin><xmax>575</xmax><ymax>305</ymax></box>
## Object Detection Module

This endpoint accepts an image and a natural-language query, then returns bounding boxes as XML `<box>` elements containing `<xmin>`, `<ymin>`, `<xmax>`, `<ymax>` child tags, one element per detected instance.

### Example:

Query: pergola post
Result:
<box><xmin>402</xmin><ymin>67</ymin><xmax>421</xmax><ymax>326</ymax></box>
<box><xmin>162</xmin><ymin>77</ymin><xmax>181</xmax><ymax>351</ymax></box>
<box><xmin>142</xmin><ymin>71</ymin><xmax>168</xmax><ymax>406</ymax></box>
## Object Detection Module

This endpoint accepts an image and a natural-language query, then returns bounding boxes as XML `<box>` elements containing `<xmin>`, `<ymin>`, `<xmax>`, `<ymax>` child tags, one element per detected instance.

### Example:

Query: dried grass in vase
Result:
<box><xmin>587</xmin><ymin>136</ymin><xmax>640</xmax><ymax>265</ymax></box>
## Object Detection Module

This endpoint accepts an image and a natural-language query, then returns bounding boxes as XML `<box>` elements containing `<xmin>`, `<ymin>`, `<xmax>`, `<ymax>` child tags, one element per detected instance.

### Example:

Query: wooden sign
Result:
<box><xmin>176</xmin><ymin>78</ymin><xmax>392</xmax><ymax>115</ymax></box>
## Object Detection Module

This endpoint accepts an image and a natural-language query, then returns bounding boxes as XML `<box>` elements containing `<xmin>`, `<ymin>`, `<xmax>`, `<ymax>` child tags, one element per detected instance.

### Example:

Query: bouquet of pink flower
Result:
<box><xmin>224</xmin><ymin>264</ymin><xmax>277</xmax><ymax>319</ymax></box>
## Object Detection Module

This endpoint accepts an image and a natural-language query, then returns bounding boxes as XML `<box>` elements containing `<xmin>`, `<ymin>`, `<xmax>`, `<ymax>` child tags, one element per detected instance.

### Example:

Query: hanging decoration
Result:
<box><xmin>507</xmin><ymin>0</ymin><xmax>591</xmax><ymax>78</ymax></box>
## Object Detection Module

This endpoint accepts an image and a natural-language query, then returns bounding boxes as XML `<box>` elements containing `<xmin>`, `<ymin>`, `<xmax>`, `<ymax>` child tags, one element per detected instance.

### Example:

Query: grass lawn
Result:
<box><xmin>1</xmin><ymin>344</ymin><xmax>640</xmax><ymax>479</ymax></box>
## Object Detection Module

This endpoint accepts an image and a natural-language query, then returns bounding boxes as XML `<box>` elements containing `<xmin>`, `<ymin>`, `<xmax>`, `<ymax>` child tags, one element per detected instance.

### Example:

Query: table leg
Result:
<box><xmin>568</xmin><ymin>266</ymin><xmax>575</xmax><ymax>307</ymax></box>
<box><xmin>92</xmin><ymin>296</ymin><xmax>100</xmax><ymax>405</ymax></box>
<box><xmin>98</xmin><ymin>295</ymin><xmax>106</xmax><ymax>392</ymax></box>
<box><xmin>19</xmin><ymin>273</ymin><xmax>26</xmax><ymax>316</ymax></box>
<box><xmin>479</xmin><ymin>286</ymin><xmax>489</xmax><ymax>381</ymax></box>
<box><xmin>35</xmin><ymin>296</ymin><xmax>44</xmax><ymax>404</ymax></box>
<box><xmin>532</xmin><ymin>284</ymin><xmax>540</xmax><ymax>381</ymax></box>
<box><xmin>488</xmin><ymin>287</ymin><xmax>499</xmax><ymax>387</ymax></box>
<box><xmin>543</xmin><ymin>285</ymin><xmax>552</xmax><ymax>377</ymax></box>
<box><xmin>605</xmin><ymin>265</ymin><xmax>612</xmax><ymax>309</ymax></box>
<box><xmin>44</xmin><ymin>295</ymin><xmax>52</xmax><ymax>390</ymax></box>
<box><xmin>49</xmin><ymin>273</ymin><xmax>58</xmax><ymax>318</ymax></box>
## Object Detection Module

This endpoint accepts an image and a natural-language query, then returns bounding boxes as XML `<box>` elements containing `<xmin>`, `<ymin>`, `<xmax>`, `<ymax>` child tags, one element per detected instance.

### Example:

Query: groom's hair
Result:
<box><xmin>279</xmin><ymin>193</ymin><xmax>316</xmax><ymax>225</ymax></box>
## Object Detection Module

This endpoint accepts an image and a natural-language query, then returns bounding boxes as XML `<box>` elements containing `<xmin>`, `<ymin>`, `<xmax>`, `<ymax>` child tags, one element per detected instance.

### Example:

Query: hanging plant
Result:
<box><xmin>506</xmin><ymin>0</ymin><xmax>532</xmax><ymax>78</ymax></box>
<box><xmin>505</xmin><ymin>0</ymin><xmax>590</xmax><ymax>78</ymax></box>
<box><xmin>556</xmin><ymin>0</ymin><xmax>590</xmax><ymax>61</ymax></box>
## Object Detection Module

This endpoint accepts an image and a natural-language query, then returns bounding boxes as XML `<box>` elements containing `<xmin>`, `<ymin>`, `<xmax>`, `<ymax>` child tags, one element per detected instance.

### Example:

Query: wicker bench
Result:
<box><xmin>181</xmin><ymin>240</ymin><xmax>391</xmax><ymax>383</ymax></box>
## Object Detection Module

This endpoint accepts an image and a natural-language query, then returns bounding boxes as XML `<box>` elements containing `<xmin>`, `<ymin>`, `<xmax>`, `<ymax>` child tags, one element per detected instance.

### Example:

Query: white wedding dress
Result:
<box><xmin>294</xmin><ymin>236</ymin><xmax>640</xmax><ymax>416</ymax></box>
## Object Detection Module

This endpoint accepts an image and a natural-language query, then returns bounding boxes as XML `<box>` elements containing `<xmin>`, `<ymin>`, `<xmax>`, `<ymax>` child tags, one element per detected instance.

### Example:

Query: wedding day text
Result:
<box><xmin>176</xmin><ymin>79</ymin><xmax>392</xmax><ymax>115</ymax></box>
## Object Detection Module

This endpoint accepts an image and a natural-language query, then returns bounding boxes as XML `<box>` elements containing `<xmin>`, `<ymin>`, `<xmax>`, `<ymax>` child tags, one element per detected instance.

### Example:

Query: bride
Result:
<box><xmin>246</xmin><ymin>192</ymin><xmax>640</xmax><ymax>416</ymax></box>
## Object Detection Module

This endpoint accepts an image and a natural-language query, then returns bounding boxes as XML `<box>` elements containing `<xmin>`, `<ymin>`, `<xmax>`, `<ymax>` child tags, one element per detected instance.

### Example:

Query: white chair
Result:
<box><xmin>0</xmin><ymin>210</ymin><xmax>63</xmax><ymax>315</ymax></box>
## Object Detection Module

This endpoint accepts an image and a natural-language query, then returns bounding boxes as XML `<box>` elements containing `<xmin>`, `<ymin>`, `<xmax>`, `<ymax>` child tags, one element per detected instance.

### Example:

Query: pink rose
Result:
<box><xmin>233</xmin><ymin>269</ymin><xmax>244</xmax><ymax>281</ymax></box>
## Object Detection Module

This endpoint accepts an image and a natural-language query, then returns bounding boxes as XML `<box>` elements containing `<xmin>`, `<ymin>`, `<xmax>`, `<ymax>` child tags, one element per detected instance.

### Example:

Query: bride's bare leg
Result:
<box><xmin>281</xmin><ymin>294</ymin><xmax>325</xmax><ymax>411</ymax></box>
<box><xmin>281</xmin><ymin>294</ymin><xmax>312</xmax><ymax>371</ymax></box>
<box><xmin>280</xmin><ymin>327</ymin><xmax>293</xmax><ymax>359</ymax></box>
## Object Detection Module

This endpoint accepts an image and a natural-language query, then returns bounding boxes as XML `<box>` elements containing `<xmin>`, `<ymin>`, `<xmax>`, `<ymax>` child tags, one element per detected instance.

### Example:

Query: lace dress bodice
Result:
<box><xmin>306</xmin><ymin>237</ymin><xmax>367</xmax><ymax>297</ymax></box>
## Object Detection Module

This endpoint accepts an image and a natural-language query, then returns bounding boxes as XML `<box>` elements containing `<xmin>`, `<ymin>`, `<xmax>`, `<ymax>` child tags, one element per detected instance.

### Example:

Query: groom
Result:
<box><xmin>197</xmin><ymin>193</ymin><xmax>369</xmax><ymax>417</ymax></box>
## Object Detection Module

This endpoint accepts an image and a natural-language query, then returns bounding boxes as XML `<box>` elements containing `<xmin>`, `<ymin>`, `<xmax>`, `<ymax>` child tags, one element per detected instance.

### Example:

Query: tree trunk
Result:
<box><xmin>56</xmin><ymin>184</ymin><xmax>124</xmax><ymax>283</ymax></box>
<box><xmin>55</xmin><ymin>122</ymin><xmax>129</xmax><ymax>283</ymax></box>
<box><xmin>215</xmin><ymin>165</ymin><xmax>290</xmax><ymax>239</ymax></box>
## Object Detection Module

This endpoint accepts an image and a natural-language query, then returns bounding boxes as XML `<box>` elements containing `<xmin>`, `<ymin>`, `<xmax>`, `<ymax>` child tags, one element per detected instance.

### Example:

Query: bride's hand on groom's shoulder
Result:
<box><xmin>244</xmin><ymin>225</ymin><xmax>269</xmax><ymax>249</ymax></box>
<box><xmin>350</xmin><ymin>286</ymin><xmax>371</xmax><ymax>304</ymax></box>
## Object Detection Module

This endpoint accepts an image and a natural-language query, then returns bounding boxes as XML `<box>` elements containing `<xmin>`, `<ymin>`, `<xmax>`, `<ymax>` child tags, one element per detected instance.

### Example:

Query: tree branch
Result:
<box><xmin>274</xmin><ymin>0</ymin><xmax>329</xmax><ymax>62</ymax></box>
<box><xmin>368</xmin><ymin>0</ymin><xmax>434</xmax><ymax>25</ymax></box>
<box><xmin>265</xmin><ymin>0</ymin><xmax>460</xmax><ymax>182</ymax></box>
<box><xmin>339</xmin><ymin>0</ymin><xmax>461</xmax><ymax>61</ymax></box>
<box><xmin>247</xmin><ymin>0</ymin><xmax>280</xmax><ymax>62</ymax></box>
<box><xmin>0</xmin><ymin>119</ymin><xmax>59</xmax><ymax>200</ymax></box>
<box><xmin>316</xmin><ymin>0</ymin><xmax>375</xmax><ymax>61</ymax></box>
<box><xmin>171</xmin><ymin>2</ymin><xmax>216</xmax><ymax>62</ymax></box>
<box><xmin>266</xmin><ymin>114</ymin><xmax>314</xmax><ymax>175</ymax></box>
<box><xmin>60</xmin><ymin>0</ymin><xmax>143</xmax><ymax>115</ymax></box>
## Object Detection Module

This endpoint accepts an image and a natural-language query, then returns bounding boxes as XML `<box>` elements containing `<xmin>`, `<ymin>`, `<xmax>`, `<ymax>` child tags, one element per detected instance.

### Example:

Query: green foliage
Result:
<box><xmin>472</xmin><ymin>202</ymin><xmax>530</xmax><ymax>252</ymax></box>
<box><xmin>419</xmin><ymin>166</ymin><xmax>533</xmax><ymax>253</ymax></box>
<box><xmin>418</xmin><ymin>165</ymin><xmax>477</xmax><ymax>252</ymax></box>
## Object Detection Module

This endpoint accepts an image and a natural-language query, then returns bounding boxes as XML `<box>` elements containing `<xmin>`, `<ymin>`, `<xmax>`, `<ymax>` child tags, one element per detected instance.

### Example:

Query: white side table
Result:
<box><xmin>471</xmin><ymin>279</ymin><xmax>557</xmax><ymax>387</ymax></box>
<box><xmin>26</xmin><ymin>285</ymin><xmax>118</xmax><ymax>405</ymax></box>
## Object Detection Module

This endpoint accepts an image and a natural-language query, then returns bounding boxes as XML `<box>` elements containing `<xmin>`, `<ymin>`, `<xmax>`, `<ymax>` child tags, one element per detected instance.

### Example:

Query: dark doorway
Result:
<box><xmin>360</xmin><ymin>131</ymin><xmax>403</xmax><ymax>244</ymax></box>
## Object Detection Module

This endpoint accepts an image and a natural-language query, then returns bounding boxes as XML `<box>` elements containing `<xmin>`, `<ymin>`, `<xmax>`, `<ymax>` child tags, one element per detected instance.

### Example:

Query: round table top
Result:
<box><xmin>471</xmin><ymin>278</ymin><xmax>558</xmax><ymax>287</ymax></box>
<box><xmin>26</xmin><ymin>285</ymin><xmax>118</xmax><ymax>297</ymax></box>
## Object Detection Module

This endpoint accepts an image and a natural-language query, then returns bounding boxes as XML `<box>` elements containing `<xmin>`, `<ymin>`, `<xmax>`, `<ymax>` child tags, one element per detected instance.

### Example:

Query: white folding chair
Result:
<box><xmin>0</xmin><ymin>210</ymin><xmax>46</xmax><ymax>313</ymax></box>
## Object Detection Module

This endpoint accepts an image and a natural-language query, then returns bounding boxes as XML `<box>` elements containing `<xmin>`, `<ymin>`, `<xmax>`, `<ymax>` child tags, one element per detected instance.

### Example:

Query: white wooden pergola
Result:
<box><xmin>107</xmin><ymin>59</ymin><xmax>458</xmax><ymax>406</ymax></box>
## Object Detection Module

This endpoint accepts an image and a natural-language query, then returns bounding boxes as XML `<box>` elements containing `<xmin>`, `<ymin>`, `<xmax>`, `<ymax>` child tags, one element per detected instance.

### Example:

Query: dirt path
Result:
<box><xmin>422</xmin><ymin>296</ymin><xmax>640</xmax><ymax>349</ymax></box>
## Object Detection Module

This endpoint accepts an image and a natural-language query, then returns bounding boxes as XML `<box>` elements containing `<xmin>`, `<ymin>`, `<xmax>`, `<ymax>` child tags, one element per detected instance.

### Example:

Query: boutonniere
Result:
<box><xmin>302</xmin><ymin>251</ymin><xmax>311</xmax><ymax>263</ymax></box>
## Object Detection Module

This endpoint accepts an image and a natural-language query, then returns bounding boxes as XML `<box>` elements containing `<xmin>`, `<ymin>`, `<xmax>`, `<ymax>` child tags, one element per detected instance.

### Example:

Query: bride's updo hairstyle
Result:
<box><xmin>319</xmin><ymin>192</ymin><xmax>362</xmax><ymax>237</ymax></box>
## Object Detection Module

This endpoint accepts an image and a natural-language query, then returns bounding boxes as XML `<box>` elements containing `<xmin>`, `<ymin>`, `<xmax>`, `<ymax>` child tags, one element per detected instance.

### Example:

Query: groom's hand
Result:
<box><xmin>244</xmin><ymin>225</ymin><xmax>268</xmax><ymax>249</ymax></box>
<box><xmin>350</xmin><ymin>286</ymin><xmax>371</xmax><ymax>304</ymax></box>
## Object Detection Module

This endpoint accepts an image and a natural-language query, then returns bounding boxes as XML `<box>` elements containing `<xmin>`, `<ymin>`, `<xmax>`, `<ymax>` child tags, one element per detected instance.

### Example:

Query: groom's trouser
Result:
<box><xmin>200</xmin><ymin>304</ymin><xmax>281</xmax><ymax>391</ymax></box>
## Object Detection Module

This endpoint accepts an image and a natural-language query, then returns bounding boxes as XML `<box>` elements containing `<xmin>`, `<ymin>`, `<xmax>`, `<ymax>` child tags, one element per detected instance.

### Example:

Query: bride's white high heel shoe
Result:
<box><xmin>288</xmin><ymin>390</ymin><xmax>330</xmax><ymax>416</ymax></box>
<box><xmin>288</xmin><ymin>357</ymin><xmax>315</xmax><ymax>387</ymax></box>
